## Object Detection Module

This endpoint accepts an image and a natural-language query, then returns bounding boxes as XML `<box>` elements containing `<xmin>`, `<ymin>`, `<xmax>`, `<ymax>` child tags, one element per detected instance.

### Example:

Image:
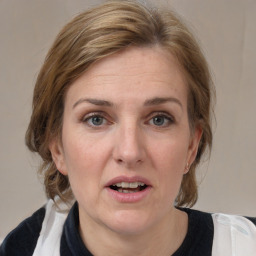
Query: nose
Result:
<box><xmin>112</xmin><ymin>121</ymin><xmax>146</xmax><ymax>168</ymax></box>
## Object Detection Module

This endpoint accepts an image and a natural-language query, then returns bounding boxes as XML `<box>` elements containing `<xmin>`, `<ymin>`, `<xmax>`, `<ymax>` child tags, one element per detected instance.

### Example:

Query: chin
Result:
<box><xmin>104</xmin><ymin>209</ymin><xmax>155</xmax><ymax>236</ymax></box>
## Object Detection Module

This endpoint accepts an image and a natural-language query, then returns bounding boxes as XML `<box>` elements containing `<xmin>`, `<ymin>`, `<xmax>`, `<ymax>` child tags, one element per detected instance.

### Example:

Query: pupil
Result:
<box><xmin>153</xmin><ymin>116</ymin><xmax>164</xmax><ymax>126</ymax></box>
<box><xmin>92</xmin><ymin>116</ymin><xmax>103</xmax><ymax>125</ymax></box>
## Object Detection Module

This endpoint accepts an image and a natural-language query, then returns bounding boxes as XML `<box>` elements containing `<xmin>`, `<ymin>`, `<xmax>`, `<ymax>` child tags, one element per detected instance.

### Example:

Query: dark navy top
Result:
<box><xmin>1</xmin><ymin>203</ymin><xmax>255</xmax><ymax>256</ymax></box>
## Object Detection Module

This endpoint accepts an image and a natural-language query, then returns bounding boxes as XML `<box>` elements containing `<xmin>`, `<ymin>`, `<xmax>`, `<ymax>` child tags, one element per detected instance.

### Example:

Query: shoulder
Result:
<box><xmin>212</xmin><ymin>212</ymin><xmax>256</xmax><ymax>231</ymax></box>
<box><xmin>32</xmin><ymin>199</ymin><xmax>70</xmax><ymax>255</ymax></box>
<box><xmin>212</xmin><ymin>213</ymin><xmax>256</xmax><ymax>256</ymax></box>
<box><xmin>0</xmin><ymin>205</ymin><xmax>46</xmax><ymax>256</ymax></box>
<box><xmin>178</xmin><ymin>208</ymin><xmax>256</xmax><ymax>256</ymax></box>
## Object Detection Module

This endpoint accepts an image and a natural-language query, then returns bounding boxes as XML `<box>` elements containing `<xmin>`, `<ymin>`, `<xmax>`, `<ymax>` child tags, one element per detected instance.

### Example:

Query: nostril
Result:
<box><xmin>117</xmin><ymin>159</ymin><xmax>123</xmax><ymax>163</ymax></box>
<box><xmin>116</xmin><ymin>158</ymin><xmax>142</xmax><ymax>164</ymax></box>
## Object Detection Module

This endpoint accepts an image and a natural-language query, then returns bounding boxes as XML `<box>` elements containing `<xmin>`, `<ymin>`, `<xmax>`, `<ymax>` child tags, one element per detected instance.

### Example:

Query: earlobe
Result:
<box><xmin>49</xmin><ymin>138</ymin><xmax>68</xmax><ymax>175</ymax></box>
<box><xmin>184</xmin><ymin>162</ymin><xmax>190</xmax><ymax>174</ymax></box>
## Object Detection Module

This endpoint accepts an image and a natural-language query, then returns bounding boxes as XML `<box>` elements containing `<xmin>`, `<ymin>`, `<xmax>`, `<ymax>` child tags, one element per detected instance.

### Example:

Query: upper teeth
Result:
<box><xmin>112</xmin><ymin>182</ymin><xmax>145</xmax><ymax>188</ymax></box>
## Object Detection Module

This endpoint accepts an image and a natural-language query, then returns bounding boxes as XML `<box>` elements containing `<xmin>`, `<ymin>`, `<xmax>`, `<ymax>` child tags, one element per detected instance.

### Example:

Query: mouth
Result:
<box><xmin>105</xmin><ymin>176</ymin><xmax>152</xmax><ymax>202</ymax></box>
<box><xmin>109</xmin><ymin>182</ymin><xmax>148</xmax><ymax>193</ymax></box>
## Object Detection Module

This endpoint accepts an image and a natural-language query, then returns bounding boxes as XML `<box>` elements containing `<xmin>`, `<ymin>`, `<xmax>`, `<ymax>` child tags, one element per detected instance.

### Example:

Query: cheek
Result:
<box><xmin>149</xmin><ymin>136</ymin><xmax>189</xmax><ymax>198</ymax></box>
<box><xmin>61</xmin><ymin>130</ymin><xmax>112</xmax><ymax>192</ymax></box>
<box><xmin>62</xmin><ymin>127</ymin><xmax>104</xmax><ymax>168</ymax></box>
<box><xmin>62</xmin><ymin>137</ymin><xmax>103</xmax><ymax>204</ymax></box>
<box><xmin>150</xmin><ymin>136</ymin><xmax>189</xmax><ymax>172</ymax></box>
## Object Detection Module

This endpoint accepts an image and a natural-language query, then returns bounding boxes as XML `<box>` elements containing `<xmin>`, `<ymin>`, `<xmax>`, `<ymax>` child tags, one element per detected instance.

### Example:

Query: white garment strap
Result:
<box><xmin>32</xmin><ymin>200</ymin><xmax>69</xmax><ymax>256</ymax></box>
<box><xmin>212</xmin><ymin>213</ymin><xmax>256</xmax><ymax>256</ymax></box>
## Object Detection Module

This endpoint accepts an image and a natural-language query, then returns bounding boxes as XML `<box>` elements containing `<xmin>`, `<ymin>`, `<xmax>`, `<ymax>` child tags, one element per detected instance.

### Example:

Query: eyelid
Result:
<box><xmin>146</xmin><ymin>111</ymin><xmax>175</xmax><ymax>127</ymax></box>
<box><xmin>81</xmin><ymin>111</ymin><xmax>113</xmax><ymax>127</ymax></box>
<box><xmin>80</xmin><ymin>110</ymin><xmax>175</xmax><ymax>128</ymax></box>
<box><xmin>81</xmin><ymin>111</ymin><xmax>107</xmax><ymax>121</ymax></box>
<box><xmin>146</xmin><ymin>111</ymin><xmax>175</xmax><ymax>121</ymax></box>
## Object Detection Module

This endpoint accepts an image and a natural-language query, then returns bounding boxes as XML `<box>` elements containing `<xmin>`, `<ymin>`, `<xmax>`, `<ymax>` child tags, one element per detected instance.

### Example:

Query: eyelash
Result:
<box><xmin>81</xmin><ymin>111</ymin><xmax>175</xmax><ymax>128</ymax></box>
<box><xmin>147</xmin><ymin>112</ymin><xmax>175</xmax><ymax>127</ymax></box>
<box><xmin>82</xmin><ymin>112</ymin><xmax>111</xmax><ymax>128</ymax></box>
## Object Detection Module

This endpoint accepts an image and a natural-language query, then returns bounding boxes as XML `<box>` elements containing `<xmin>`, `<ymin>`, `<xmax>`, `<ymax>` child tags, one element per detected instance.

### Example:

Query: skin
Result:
<box><xmin>50</xmin><ymin>46</ymin><xmax>202</xmax><ymax>256</ymax></box>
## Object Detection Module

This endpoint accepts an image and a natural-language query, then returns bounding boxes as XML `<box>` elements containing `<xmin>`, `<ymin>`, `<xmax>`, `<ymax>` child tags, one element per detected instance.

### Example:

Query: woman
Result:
<box><xmin>1</xmin><ymin>1</ymin><xmax>255</xmax><ymax>255</ymax></box>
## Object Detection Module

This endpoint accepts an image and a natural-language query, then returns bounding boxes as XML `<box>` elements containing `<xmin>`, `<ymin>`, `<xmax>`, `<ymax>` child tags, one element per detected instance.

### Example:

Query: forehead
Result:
<box><xmin>65</xmin><ymin>46</ymin><xmax>188</xmax><ymax>105</ymax></box>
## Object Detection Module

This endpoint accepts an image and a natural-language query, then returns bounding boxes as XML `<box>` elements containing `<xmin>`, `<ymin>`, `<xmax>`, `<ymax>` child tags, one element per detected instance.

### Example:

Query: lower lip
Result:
<box><xmin>105</xmin><ymin>186</ymin><xmax>152</xmax><ymax>203</ymax></box>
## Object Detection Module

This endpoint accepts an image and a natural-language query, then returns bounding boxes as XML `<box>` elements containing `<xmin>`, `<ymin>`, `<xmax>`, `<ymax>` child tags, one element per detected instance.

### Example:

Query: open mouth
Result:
<box><xmin>110</xmin><ymin>182</ymin><xmax>148</xmax><ymax>193</ymax></box>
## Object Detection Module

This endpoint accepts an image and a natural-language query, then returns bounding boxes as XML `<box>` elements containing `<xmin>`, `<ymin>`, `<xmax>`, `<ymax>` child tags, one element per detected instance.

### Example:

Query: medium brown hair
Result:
<box><xmin>26</xmin><ymin>0</ymin><xmax>214</xmax><ymax>207</ymax></box>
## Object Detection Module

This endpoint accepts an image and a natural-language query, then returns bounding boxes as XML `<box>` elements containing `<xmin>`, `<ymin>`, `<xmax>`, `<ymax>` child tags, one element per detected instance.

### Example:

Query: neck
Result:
<box><xmin>78</xmin><ymin>208</ymin><xmax>188</xmax><ymax>256</ymax></box>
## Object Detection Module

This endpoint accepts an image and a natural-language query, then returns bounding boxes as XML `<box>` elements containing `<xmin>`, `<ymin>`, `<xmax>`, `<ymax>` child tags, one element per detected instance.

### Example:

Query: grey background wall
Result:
<box><xmin>0</xmin><ymin>0</ymin><xmax>255</xmax><ymax>240</ymax></box>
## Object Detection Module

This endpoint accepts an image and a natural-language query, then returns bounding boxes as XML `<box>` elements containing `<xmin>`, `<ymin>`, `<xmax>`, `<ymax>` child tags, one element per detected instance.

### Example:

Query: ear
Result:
<box><xmin>186</xmin><ymin>125</ymin><xmax>203</xmax><ymax>170</ymax></box>
<box><xmin>49</xmin><ymin>138</ymin><xmax>68</xmax><ymax>175</ymax></box>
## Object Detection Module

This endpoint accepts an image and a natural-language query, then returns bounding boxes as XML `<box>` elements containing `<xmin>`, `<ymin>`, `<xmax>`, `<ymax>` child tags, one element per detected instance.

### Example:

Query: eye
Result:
<box><xmin>149</xmin><ymin>114</ymin><xmax>174</xmax><ymax>127</ymax></box>
<box><xmin>89</xmin><ymin>116</ymin><xmax>105</xmax><ymax>126</ymax></box>
<box><xmin>83</xmin><ymin>113</ymin><xmax>108</xmax><ymax>127</ymax></box>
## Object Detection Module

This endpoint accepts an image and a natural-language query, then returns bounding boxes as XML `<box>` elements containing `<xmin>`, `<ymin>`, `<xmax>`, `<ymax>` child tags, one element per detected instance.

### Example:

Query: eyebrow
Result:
<box><xmin>73</xmin><ymin>98</ymin><xmax>113</xmax><ymax>109</ymax></box>
<box><xmin>73</xmin><ymin>97</ymin><xmax>182</xmax><ymax>109</ymax></box>
<box><xmin>144</xmin><ymin>97</ymin><xmax>183</xmax><ymax>109</ymax></box>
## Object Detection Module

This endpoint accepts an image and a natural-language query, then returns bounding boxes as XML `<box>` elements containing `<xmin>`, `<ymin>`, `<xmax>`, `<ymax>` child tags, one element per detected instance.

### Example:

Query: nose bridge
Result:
<box><xmin>113</xmin><ymin>118</ymin><xmax>145</xmax><ymax>166</ymax></box>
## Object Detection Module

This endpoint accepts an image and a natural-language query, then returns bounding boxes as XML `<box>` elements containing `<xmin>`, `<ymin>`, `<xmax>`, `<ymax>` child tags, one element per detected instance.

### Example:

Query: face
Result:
<box><xmin>50</xmin><ymin>46</ymin><xmax>201</xmax><ymax>236</ymax></box>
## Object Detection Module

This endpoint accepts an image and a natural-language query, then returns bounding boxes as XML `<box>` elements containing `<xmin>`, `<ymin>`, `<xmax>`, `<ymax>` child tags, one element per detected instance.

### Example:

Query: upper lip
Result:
<box><xmin>105</xmin><ymin>175</ymin><xmax>152</xmax><ymax>187</ymax></box>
